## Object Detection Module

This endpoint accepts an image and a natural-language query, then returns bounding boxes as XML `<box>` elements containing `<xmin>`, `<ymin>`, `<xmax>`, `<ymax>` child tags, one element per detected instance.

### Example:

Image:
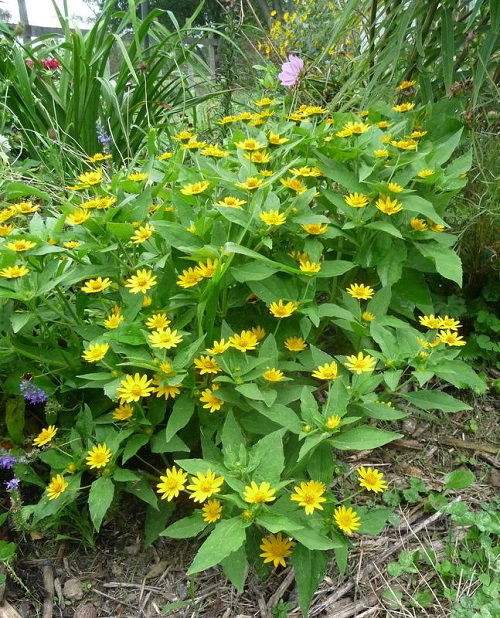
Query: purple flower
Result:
<box><xmin>96</xmin><ymin>122</ymin><xmax>112</xmax><ymax>152</ymax></box>
<box><xmin>278</xmin><ymin>55</ymin><xmax>304</xmax><ymax>87</ymax></box>
<box><xmin>0</xmin><ymin>451</ymin><xmax>16</xmax><ymax>469</ymax></box>
<box><xmin>5</xmin><ymin>478</ymin><xmax>20</xmax><ymax>491</ymax></box>
<box><xmin>20</xmin><ymin>380</ymin><xmax>48</xmax><ymax>404</ymax></box>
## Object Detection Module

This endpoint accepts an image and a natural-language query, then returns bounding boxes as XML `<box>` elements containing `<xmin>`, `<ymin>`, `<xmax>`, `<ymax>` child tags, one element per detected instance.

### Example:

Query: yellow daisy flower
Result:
<box><xmin>116</xmin><ymin>373</ymin><xmax>154</xmax><ymax>403</ymax></box>
<box><xmin>312</xmin><ymin>362</ymin><xmax>338</xmax><ymax>380</ymax></box>
<box><xmin>46</xmin><ymin>474</ymin><xmax>68</xmax><ymax>500</ymax></box>
<box><xmin>290</xmin><ymin>480</ymin><xmax>326</xmax><ymax>515</ymax></box>
<box><xmin>346</xmin><ymin>283</ymin><xmax>375</xmax><ymax>299</ymax></box>
<box><xmin>82</xmin><ymin>343</ymin><xmax>110</xmax><ymax>362</ymax></box>
<box><xmin>260</xmin><ymin>210</ymin><xmax>286</xmax><ymax>226</ymax></box>
<box><xmin>194</xmin><ymin>355</ymin><xmax>221</xmax><ymax>374</ymax></box>
<box><xmin>33</xmin><ymin>425</ymin><xmax>58</xmax><ymax>447</ymax></box>
<box><xmin>81</xmin><ymin>277</ymin><xmax>112</xmax><ymax>293</ymax></box>
<box><xmin>202</xmin><ymin>499</ymin><xmax>222</xmax><ymax>523</ymax></box>
<box><xmin>157</xmin><ymin>466</ymin><xmax>187</xmax><ymax>501</ymax></box>
<box><xmin>187</xmin><ymin>470</ymin><xmax>224</xmax><ymax>503</ymax></box>
<box><xmin>269</xmin><ymin>299</ymin><xmax>298</xmax><ymax>318</ymax></box>
<box><xmin>260</xmin><ymin>534</ymin><xmax>294</xmax><ymax>568</ymax></box>
<box><xmin>357</xmin><ymin>466</ymin><xmax>388</xmax><ymax>493</ymax></box>
<box><xmin>86</xmin><ymin>443</ymin><xmax>112</xmax><ymax>469</ymax></box>
<box><xmin>243</xmin><ymin>481</ymin><xmax>276</xmax><ymax>504</ymax></box>
<box><xmin>284</xmin><ymin>336</ymin><xmax>307</xmax><ymax>352</ymax></box>
<box><xmin>334</xmin><ymin>505</ymin><xmax>361</xmax><ymax>535</ymax></box>
<box><xmin>124</xmin><ymin>269</ymin><xmax>157</xmax><ymax>294</ymax></box>
<box><xmin>199</xmin><ymin>385</ymin><xmax>224</xmax><ymax>412</ymax></box>
<box><xmin>229</xmin><ymin>329</ymin><xmax>259</xmax><ymax>351</ymax></box>
<box><xmin>344</xmin><ymin>352</ymin><xmax>377</xmax><ymax>374</ymax></box>
<box><xmin>262</xmin><ymin>368</ymin><xmax>284</xmax><ymax>382</ymax></box>
<box><xmin>148</xmin><ymin>327</ymin><xmax>183</xmax><ymax>349</ymax></box>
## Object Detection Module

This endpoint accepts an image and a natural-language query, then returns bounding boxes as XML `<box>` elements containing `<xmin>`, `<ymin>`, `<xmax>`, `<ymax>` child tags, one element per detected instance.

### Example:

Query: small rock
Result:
<box><xmin>63</xmin><ymin>578</ymin><xmax>84</xmax><ymax>601</ymax></box>
<box><xmin>73</xmin><ymin>604</ymin><xmax>97</xmax><ymax>618</ymax></box>
<box><xmin>490</xmin><ymin>469</ymin><xmax>500</xmax><ymax>488</ymax></box>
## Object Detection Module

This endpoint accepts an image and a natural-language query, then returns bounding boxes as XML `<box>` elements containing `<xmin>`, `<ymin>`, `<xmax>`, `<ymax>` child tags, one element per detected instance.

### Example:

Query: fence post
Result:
<box><xmin>17</xmin><ymin>0</ymin><xmax>32</xmax><ymax>42</ymax></box>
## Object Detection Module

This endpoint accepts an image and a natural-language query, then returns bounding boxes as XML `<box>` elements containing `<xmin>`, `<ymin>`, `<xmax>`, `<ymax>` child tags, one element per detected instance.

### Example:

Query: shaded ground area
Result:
<box><xmin>2</xmin><ymin>392</ymin><xmax>499</xmax><ymax>618</ymax></box>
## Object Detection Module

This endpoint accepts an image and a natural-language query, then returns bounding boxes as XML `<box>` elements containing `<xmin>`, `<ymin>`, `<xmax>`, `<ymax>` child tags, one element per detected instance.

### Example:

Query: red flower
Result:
<box><xmin>41</xmin><ymin>58</ymin><xmax>61</xmax><ymax>70</ymax></box>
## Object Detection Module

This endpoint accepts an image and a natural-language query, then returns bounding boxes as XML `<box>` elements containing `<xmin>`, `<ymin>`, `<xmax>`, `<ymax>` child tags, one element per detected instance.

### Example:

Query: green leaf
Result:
<box><xmin>316</xmin><ymin>261</ymin><xmax>355</xmax><ymax>277</ymax></box>
<box><xmin>357</xmin><ymin>508</ymin><xmax>393</xmax><ymax>535</ymax></box>
<box><xmin>329</xmin><ymin>426</ymin><xmax>402</xmax><ymax>450</ymax></box>
<box><xmin>416</xmin><ymin>243</ymin><xmax>462</xmax><ymax>286</ymax></box>
<box><xmin>401</xmin><ymin>391</ymin><xmax>472</xmax><ymax>413</ymax></box>
<box><xmin>231</xmin><ymin>261</ymin><xmax>278</xmax><ymax>282</ymax></box>
<box><xmin>0</xmin><ymin>542</ymin><xmax>17</xmax><ymax>562</ymax></box>
<box><xmin>165</xmin><ymin>393</ymin><xmax>195</xmax><ymax>442</ymax></box>
<box><xmin>187</xmin><ymin>517</ymin><xmax>247</xmax><ymax>575</ymax></box>
<box><xmin>144</xmin><ymin>501</ymin><xmax>175</xmax><ymax>547</ymax></box>
<box><xmin>88</xmin><ymin>477</ymin><xmax>115</xmax><ymax>532</ymax></box>
<box><xmin>254</xmin><ymin>403</ymin><xmax>302</xmax><ymax>434</ymax></box>
<box><xmin>5</xmin><ymin>397</ymin><xmax>25</xmax><ymax>444</ymax></box>
<box><xmin>291</xmin><ymin>527</ymin><xmax>340</xmax><ymax>551</ymax></box>
<box><xmin>359</xmin><ymin>402</ymin><xmax>407</xmax><ymax>420</ymax></box>
<box><xmin>365</xmin><ymin>221</ymin><xmax>403</xmax><ymax>238</ymax></box>
<box><xmin>292</xmin><ymin>545</ymin><xmax>328</xmax><ymax>617</ymax></box>
<box><xmin>251</xmin><ymin>430</ymin><xmax>285</xmax><ymax>484</ymax></box>
<box><xmin>124</xmin><ymin>479</ymin><xmax>158</xmax><ymax>508</ymax></box>
<box><xmin>445</xmin><ymin>468</ymin><xmax>475</xmax><ymax>490</ymax></box>
<box><xmin>113</xmin><ymin>468</ymin><xmax>140</xmax><ymax>482</ymax></box>
<box><xmin>122</xmin><ymin>434</ymin><xmax>149</xmax><ymax>464</ymax></box>
<box><xmin>160</xmin><ymin>513</ymin><xmax>208</xmax><ymax>539</ymax></box>
<box><xmin>222</xmin><ymin>410</ymin><xmax>245</xmax><ymax>452</ymax></box>
<box><xmin>333</xmin><ymin>534</ymin><xmax>349</xmax><ymax>576</ymax></box>
<box><xmin>221</xmin><ymin>545</ymin><xmax>247</xmax><ymax>592</ymax></box>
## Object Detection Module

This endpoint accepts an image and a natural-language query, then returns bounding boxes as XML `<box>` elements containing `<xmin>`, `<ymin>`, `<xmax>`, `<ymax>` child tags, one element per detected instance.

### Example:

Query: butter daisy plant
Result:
<box><xmin>0</xmin><ymin>86</ymin><xmax>483</xmax><ymax>617</ymax></box>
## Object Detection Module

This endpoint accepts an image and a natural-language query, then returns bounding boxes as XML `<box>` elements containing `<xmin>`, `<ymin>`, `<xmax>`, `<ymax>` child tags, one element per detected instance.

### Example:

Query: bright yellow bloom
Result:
<box><xmin>124</xmin><ymin>269</ymin><xmax>157</xmax><ymax>294</ymax></box>
<box><xmin>301</xmin><ymin>223</ymin><xmax>328</xmax><ymax>235</ymax></box>
<box><xmin>410</xmin><ymin>217</ymin><xmax>427</xmax><ymax>231</ymax></box>
<box><xmin>326</xmin><ymin>415</ymin><xmax>342</xmax><ymax>430</ymax></box>
<box><xmin>159</xmin><ymin>361</ymin><xmax>175</xmax><ymax>376</ymax></box>
<box><xmin>235</xmin><ymin>177</ymin><xmax>264</xmax><ymax>190</ymax></box>
<box><xmin>438</xmin><ymin>329</ymin><xmax>466</xmax><ymax>346</ymax></box>
<box><xmin>81</xmin><ymin>277</ymin><xmax>111</xmax><ymax>293</ymax></box>
<box><xmin>418</xmin><ymin>169</ymin><xmax>434</xmax><ymax>178</ymax></box>
<box><xmin>269</xmin><ymin>299</ymin><xmax>298</xmax><ymax>318</ymax></box>
<box><xmin>77</xmin><ymin>168</ymin><xmax>103</xmax><ymax>185</ymax></box>
<box><xmin>5</xmin><ymin>239</ymin><xmax>37</xmax><ymax>252</ymax></box>
<box><xmin>148</xmin><ymin>327</ymin><xmax>183</xmax><ymax>349</ymax></box>
<box><xmin>0</xmin><ymin>265</ymin><xmax>29</xmax><ymax>278</ymax></box>
<box><xmin>194</xmin><ymin>355</ymin><xmax>221</xmax><ymax>374</ymax></box>
<box><xmin>377</xmin><ymin>121</ymin><xmax>392</xmax><ymax>128</ymax></box>
<box><xmin>116</xmin><ymin>373</ymin><xmax>154</xmax><ymax>403</ymax></box>
<box><xmin>243</xmin><ymin>481</ymin><xmax>276</xmax><ymax>504</ymax></box>
<box><xmin>182</xmin><ymin>139</ymin><xmax>207</xmax><ymax>149</ymax></box>
<box><xmin>131</xmin><ymin>224</ymin><xmax>155</xmax><ymax>244</ymax></box>
<box><xmin>158</xmin><ymin>151</ymin><xmax>173</xmax><ymax>160</ymax></box>
<box><xmin>280</xmin><ymin>177</ymin><xmax>307</xmax><ymax>193</ymax></box>
<box><xmin>290</xmin><ymin>480</ymin><xmax>326</xmax><ymax>515</ymax></box>
<box><xmin>255</xmin><ymin>97</ymin><xmax>277</xmax><ymax>106</ymax></box>
<box><xmin>157</xmin><ymin>466</ymin><xmax>187</xmax><ymax>501</ymax></box>
<box><xmin>345</xmin><ymin>193</ymin><xmax>370</xmax><ymax>208</ymax></box>
<box><xmin>202</xmin><ymin>499</ymin><xmax>222</xmax><ymax>523</ymax></box>
<box><xmin>268</xmin><ymin>132</ymin><xmax>289</xmax><ymax>145</ymax></box>
<box><xmin>260</xmin><ymin>210</ymin><xmax>286</xmax><ymax>226</ymax></box>
<box><xmin>347</xmin><ymin>283</ymin><xmax>375</xmax><ymax>300</ymax></box>
<box><xmin>235</xmin><ymin>138</ymin><xmax>266</xmax><ymax>150</ymax></box>
<box><xmin>284</xmin><ymin>336</ymin><xmax>307</xmax><ymax>352</ymax></box>
<box><xmin>438</xmin><ymin>315</ymin><xmax>461</xmax><ymax>330</ymax></box>
<box><xmin>374</xmin><ymin>149</ymin><xmax>389</xmax><ymax>157</ymax></box>
<box><xmin>127</xmin><ymin>172</ymin><xmax>148</xmax><ymax>182</ymax></box>
<box><xmin>312</xmin><ymin>362</ymin><xmax>338</xmax><ymax>380</ymax></box>
<box><xmin>33</xmin><ymin>425</ymin><xmax>58</xmax><ymax>447</ymax></box>
<box><xmin>201</xmin><ymin>144</ymin><xmax>229</xmax><ymax>157</ymax></box>
<box><xmin>262</xmin><ymin>368</ymin><xmax>284</xmax><ymax>382</ymax></box>
<box><xmin>82</xmin><ymin>343</ymin><xmax>109</xmax><ymax>362</ymax></box>
<box><xmin>180</xmin><ymin>180</ymin><xmax>210</xmax><ymax>195</ymax></box>
<box><xmin>206</xmin><ymin>339</ymin><xmax>231</xmax><ymax>355</ymax></box>
<box><xmin>196</xmin><ymin>258</ymin><xmax>219</xmax><ymax>278</ymax></box>
<box><xmin>104</xmin><ymin>312</ymin><xmax>124</xmax><ymax>329</ymax></box>
<box><xmin>299</xmin><ymin>259</ymin><xmax>321</xmax><ymax>274</ymax></box>
<box><xmin>218</xmin><ymin>115</ymin><xmax>238</xmax><ymax>125</ymax></box>
<box><xmin>146</xmin><ymin>313</ymin><xmax>170</xmax><ymax>330</ymax></box>
<box><xmin>86</xmin><ymin>443</ymin><xmax>112</xmax><ymax>469</ymax></box>
<box><xmin>216</xmin><ymin>196</ymin><xmax>246</xmax><ymax>209</ymax></box>
<box><xmin>177</xmin><ymin>267</ymin><xmax>204</xmax><ymax>288</ymax></box>
<box><xmin>245</xmin><ymin>150</ymin><xmax>271</xmax><ymax>163</ymax></box>
<box><xmin>187</xmin><ymin>470</ymin><xmax>224</xmax><ymax>503</ymax></box>
<box><xmin>419</xmin><ymin>314</ymin><xmax>442</xmax><ymax>329</ymax></box>
<box><xmin>200</xmin><ymin>385</ymin><xmax>224</xmax><ymax>412</ymax></box>
<box><xmin>429</xmin><ymin>222</ymin><xmax>445</xmax><ymax>232</ymax></box>
<box><xmin>96</xmin><ymin>196</ymin><xmax>117</xmax><ymax>210</ymax></box>
<box><xmin>66</xmin><ymin>208</ymin><xmax>91</xmax><ymax>225</ymax></box>
<box><xmin>334</xmin><ymin>505</ymin><xmax>361</xmax><ymax>535</ymax></box>
<box><xmin>387</xmin><ymin>182</ymin><xmax>403</xmax><ymax>193</ymax></box>
<box><xmin>112</xmin><ymin>404</ymin><xmax>133</xmax><ymax>421</ymax></box>
<box><xmin>392</xmin><ymin>103</ymin><xmax>415</xmax><ymax>112</ymax></box>
<box><xmin>290</xmin><ymin>166</ymin><xmax>322</xmax><ymax>177</ymax></box>
<box><xmin>14</xmin><ymin>201</ymin><xmax>40</xmax><ymax>214</ymax></box>
<box><xmin>251</xmin><ymin>325</ymin><xmax>266</xmax><ymax>341</ymax></box>
<box><xmin>362</xmin><ymin>311</ymin><xmax>376</xmax><ymax>322</ymax></box>
<box><xmin>46</xmin><ymin>474</ymin><xmax>68</xmax><ymax>500</ymax></box>
<box><xmin>410</xmin><ymin>130</ymin><xmax>427</xmax><ymax>138</ymax></box>
<box><xmin>0</xmin><ymin>207</ymin><xmax>16</xmax><ymax>222</ymax></box>
<box><xmin>345</xmin><ymin>352</ymin><xmax>377</xmax><ymax>374</ymax></box>
<box><xmin>375</xmin><ymin>194</ymin><xmax>403</xmax><ymax>215</ymax></box>
<box><xmin>358</xmin><ymin>466</ymin><xmax>388</xmax><ymax>493</ymax></box>
<box><xmin>173</xmin><ymin>130</ymin><xmax>196</xmax><ymax>141</ymax></box>
<box><xmin>63</xmin><ymin>241</ymin><xmax>81</xmax><ymax>249</ymax></box>
<box><xmin>229</xmin><ymin>329</ymin><xmax>259</xmax><ymax>351</ymax></box>
<box><xmin>0</xmin><ymin>224</ymin><xmax>15</xmax><ymax>236</ymax></box>
<box><xmin>260</xmin><ymin>533</ymin><xmax>294</xmax><ymax>568</ymax></box>
<box><xmin>152</xmin><ymin>376</ymin><xmax>182</xmax><ymax>399</ymax></box>
<box><xmin>396</xmin><ymin>80</ymin><xmax>416</xmax><ymax>91</ymax></box>
<box><xmin>391</xmin><ymin>139</ymin><xmax>417</xmax><ymax>150</ymax></box>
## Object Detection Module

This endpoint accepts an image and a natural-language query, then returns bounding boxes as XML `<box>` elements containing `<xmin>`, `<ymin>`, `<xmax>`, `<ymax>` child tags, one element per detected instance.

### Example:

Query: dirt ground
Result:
<box><xmin>2</xmin><ymin>392</ymin><xmax>499</xmax><ymax>618</ymax></box>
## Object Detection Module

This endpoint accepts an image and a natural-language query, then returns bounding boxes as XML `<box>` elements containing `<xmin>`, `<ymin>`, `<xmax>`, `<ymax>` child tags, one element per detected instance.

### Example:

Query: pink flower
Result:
<box><xmin>278</xmin><ymin>55</ymin><xmax>304</xmax><ymax>87</ymax></box>
<box><xmin>25</xmin><ymin>59</ymin><xmax>35</xmax><ymax>68</ymax></box>
<box><xmin>41</xmin><ymin>58</ymin><xmax>61</xmax><ymax>70</ymax></box>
